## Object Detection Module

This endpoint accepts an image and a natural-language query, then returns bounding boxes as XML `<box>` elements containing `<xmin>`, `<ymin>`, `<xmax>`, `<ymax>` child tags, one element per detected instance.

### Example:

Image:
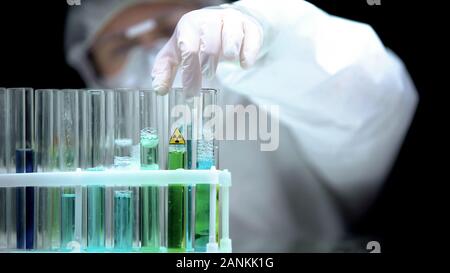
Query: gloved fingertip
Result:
<box><xmin>152</xmin><ymin>79</ymin><xmax>170</xmax><ymax>95</ymax></box>
<box><xmin>240</xmin><ymin>55</ymin><xmax>257</xmax><ymax>69</ymax></box>
<box><xmin>155</xmin><ymin>86</ymin><xmax>169</xmax><ymax>95</ymax></box>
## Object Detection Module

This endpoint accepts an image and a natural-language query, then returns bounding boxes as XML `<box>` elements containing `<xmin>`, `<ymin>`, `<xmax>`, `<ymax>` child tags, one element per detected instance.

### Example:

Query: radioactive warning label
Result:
<box><xmin>169</xmin><ymin>128</ymin><xmax>186</xmax><ymax>145</ymax></box>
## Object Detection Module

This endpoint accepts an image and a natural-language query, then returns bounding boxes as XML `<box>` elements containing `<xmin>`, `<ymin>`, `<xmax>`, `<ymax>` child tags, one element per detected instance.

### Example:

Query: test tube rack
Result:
<box><xmin>0</xmin><ymin>168</ymin><xmax>232</xmax><ymax>253</ymax></box>
<box><xmin>1</xmin><ymin>87</ymin><xmax>229</xmax><ymax>253</ymax></box>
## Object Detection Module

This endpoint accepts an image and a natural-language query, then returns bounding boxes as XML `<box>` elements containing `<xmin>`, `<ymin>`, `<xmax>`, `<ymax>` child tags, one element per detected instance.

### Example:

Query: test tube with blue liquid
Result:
<box><xmin>0</xmin><ymin>88</ymin><xmax>35</xmax><ymax>250</ymax></box>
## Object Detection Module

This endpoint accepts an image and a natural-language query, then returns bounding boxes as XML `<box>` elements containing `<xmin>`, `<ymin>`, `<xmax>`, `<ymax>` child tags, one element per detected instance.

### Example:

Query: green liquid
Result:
<box><xmin>114</xmin><ymin>190</ymin><xmax>133</xmax><ymax>251</ymax></box>
<box><xmin>195</xmin><ymin>140</ymin><xmax>216</xmax><ymax>251</ymax></box>
<box><xmin>195</xmin><ymin>184</ymin><xmax>210</xmax><ymax>250</ymax></box>
<box><xmin>87</xmin><ymin>186</ymin><xmax>105</xmax><ymax>250</ymax></box>
<box><xmin>168</xmin><ymin>146</ymin><xmax>186</xmax><ymax>251</ymax></box>
<box><xmin>61</xmin><ymin>190</ymin><xmax>76</xmax><ymax>249</ymax></box>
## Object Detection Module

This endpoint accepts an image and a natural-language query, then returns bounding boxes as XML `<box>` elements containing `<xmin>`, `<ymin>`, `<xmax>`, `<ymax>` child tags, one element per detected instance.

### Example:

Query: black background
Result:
<box><xmin>0</xmin><ymin>0</ymin><xmax>442</xmax><ymax>255</ymax></box>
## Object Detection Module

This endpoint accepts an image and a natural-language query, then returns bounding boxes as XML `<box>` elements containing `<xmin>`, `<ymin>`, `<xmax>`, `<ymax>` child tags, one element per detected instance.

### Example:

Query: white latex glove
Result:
<box><xmin>151</xmin><ymin>7</ymin><xmax>263</xmax><ymax>96</ymax></box>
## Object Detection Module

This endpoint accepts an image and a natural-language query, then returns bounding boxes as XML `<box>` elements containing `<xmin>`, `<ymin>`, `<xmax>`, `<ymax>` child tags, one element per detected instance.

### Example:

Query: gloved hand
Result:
<box><xmin>151</xmin><ymin>7</ymin><xmax>263</xmax><ymax>96</ymax></box>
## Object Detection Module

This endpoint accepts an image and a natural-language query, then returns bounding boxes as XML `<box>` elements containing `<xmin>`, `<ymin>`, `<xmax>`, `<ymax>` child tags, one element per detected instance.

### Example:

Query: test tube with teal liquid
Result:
<box><xmin>79</xmin><ymin>90</ymin><xmax>107</xmax><ymax>251</ymax></box>
<box><xmin>57</xmin><ymin>90</ymin><xmax>81</xmax><ymax>250</ymax></box>
<box><xmin>114</xmin><ymin>189</ymin><xmax>134</xmax><ymax>251</ymax></box>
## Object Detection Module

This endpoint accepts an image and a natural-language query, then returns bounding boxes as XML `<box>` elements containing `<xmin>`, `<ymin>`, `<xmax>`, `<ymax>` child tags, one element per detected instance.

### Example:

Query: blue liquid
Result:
<box><xmin>15</xmin><ymin>188</ymin><xmax>25</xmax><ymax>249</ymax></box>
<box><xmin>114</xmin><ymin>190</ymin><xmax>133</xmax><ymax>251</ymax></box>
<box><xmin>16</xmin><ymin>149</ymin><xmax>35</xmax><ymax>249</ymax></box>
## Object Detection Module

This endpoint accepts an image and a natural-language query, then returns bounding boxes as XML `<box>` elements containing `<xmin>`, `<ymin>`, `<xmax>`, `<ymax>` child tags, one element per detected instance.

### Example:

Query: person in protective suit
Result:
<box><xmin>65</xmin><ymin>0</ymin><xmax>418</xmax><ymax>252</ymax></box>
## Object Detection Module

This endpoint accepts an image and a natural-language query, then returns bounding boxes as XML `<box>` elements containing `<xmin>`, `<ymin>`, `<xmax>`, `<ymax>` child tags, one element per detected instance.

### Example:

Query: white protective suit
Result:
<box><xmin>66</xmin><ymin>0</ymin><xmax>418</xmax><ymax>252</ymax></box>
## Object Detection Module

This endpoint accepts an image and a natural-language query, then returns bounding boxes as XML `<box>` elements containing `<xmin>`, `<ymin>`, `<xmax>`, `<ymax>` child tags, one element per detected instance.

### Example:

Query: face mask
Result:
<box><xmin>100</xmin><ymin>39</ymin><xmax>168</xmax><ymax>89</ymax></box>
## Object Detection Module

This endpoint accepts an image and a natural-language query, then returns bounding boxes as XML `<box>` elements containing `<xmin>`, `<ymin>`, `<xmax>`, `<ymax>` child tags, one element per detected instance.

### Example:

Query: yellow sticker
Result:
<box><xmin>169</xmin><ymin>128</ymin><xmax>186</xmax><ymax>145</ymax></box>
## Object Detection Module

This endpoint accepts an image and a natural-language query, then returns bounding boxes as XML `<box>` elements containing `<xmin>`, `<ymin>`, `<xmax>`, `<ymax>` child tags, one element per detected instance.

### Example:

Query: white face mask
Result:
<box><xmin>100</xmin><ymin>39</ymin><xmax>168</xmax><ymax>89</ymax></box>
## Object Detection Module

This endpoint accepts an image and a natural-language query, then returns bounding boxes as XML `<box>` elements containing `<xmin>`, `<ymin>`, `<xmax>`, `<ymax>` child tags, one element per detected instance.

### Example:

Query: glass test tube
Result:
<box><xmin>167</xmin><ymin>88</ymin><xmax>191</xmax><ymax>252</ymax></box>
<box><xmin>58</xmin><ymin>90</ymin><xmax>81</xmax><ymax>250</ymax></box>
<box><xmin>113</xmin><ymin>89</ymin><xmax>140</xmax><ymax>170</ymax></box>
<box><xmin>0</xmin><ymin>88</ymin><xmax>8</xmax><ymax>249</ymax></box>
<box><xmin>35</xmin><ymin>89</ymin><xmax>81</xmax><ymax>250</ymax></box>
<box><xmin>80</xmin><ymin>90</ymin><xmax>107</xmax><ymax>250</ymax></box>
<box><xmin>193</xmin><ymin>89</ymin><xmax>219</xmax><ymax>251</ymax></box>
<box><xmin>35</xmin><ymin>90</ymin><xmax>61</xmax><ymax>250</ymax></box>
<box><xmin>0</xmin><ymin>88</ymin><xmax>34</xmax><ymax>250</ymax></box>
<box><xmin>139</xmin><ymin>90</ymin><xmax>164</xmax><ymax>251</ymax></box>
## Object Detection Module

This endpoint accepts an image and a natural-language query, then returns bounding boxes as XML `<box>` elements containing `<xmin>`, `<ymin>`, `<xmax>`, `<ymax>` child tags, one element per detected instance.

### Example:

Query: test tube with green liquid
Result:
<box><xmin>193</xmin><ymin>89</ymin><xmax>219</xmax><ymax>251</ymax></box>
<box><xmin>167</xmin><ymin>143</ymin><xmax>186</xmax><ymax>251</ymax></box>
<box><xmin>167</xmin><ymin>88</ymin><xmax>191</xmax><ymax>252</ymax></box>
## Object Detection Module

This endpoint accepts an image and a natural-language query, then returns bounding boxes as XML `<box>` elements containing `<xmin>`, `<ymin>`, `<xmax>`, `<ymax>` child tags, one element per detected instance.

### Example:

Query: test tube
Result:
<box><xmin>35</xmin><ymin>89</ymin><xmax>81</xmax><ymax>250</ymax></box>
<box><xmin>193</xmin><ymin>89</ymin><xmax>219</xmax><ymax>251</ymax></box>
<box><xmin>0</xmin><ymin>88</ymin><xmax>7</xmax><ymax>249</ymax></box>
<box><xmin>112</xmin><ymin>89</ymin><xmax>140</xmax><ymax>170</ymax></box>
<box><xmin>35</xmin><ymin>90</ymin><xmax>60</xmax><ymax>250</ymax></box>
<box><xmin>79</xmin><ymin>90</ymin><xmax>107</xmax><ymax>250</ymax></box>
<box><xmin>0</xmin><ymin>88</ymin><xmax>34</xmax><ymax>250</ymax></box>
<box><xmin>139</xmin><ymin>90</ymin><xmax>164</xmax><ymax>251</ymax></box>
<box><xmin>167</xmin><ymin>88</ymin><xmax>191</xmax><ymax>252</ymax></box>
<box><xmin>58</xmin><ymin>90</ymin><xmax>81</xmax><ymax>250</ymax></box>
